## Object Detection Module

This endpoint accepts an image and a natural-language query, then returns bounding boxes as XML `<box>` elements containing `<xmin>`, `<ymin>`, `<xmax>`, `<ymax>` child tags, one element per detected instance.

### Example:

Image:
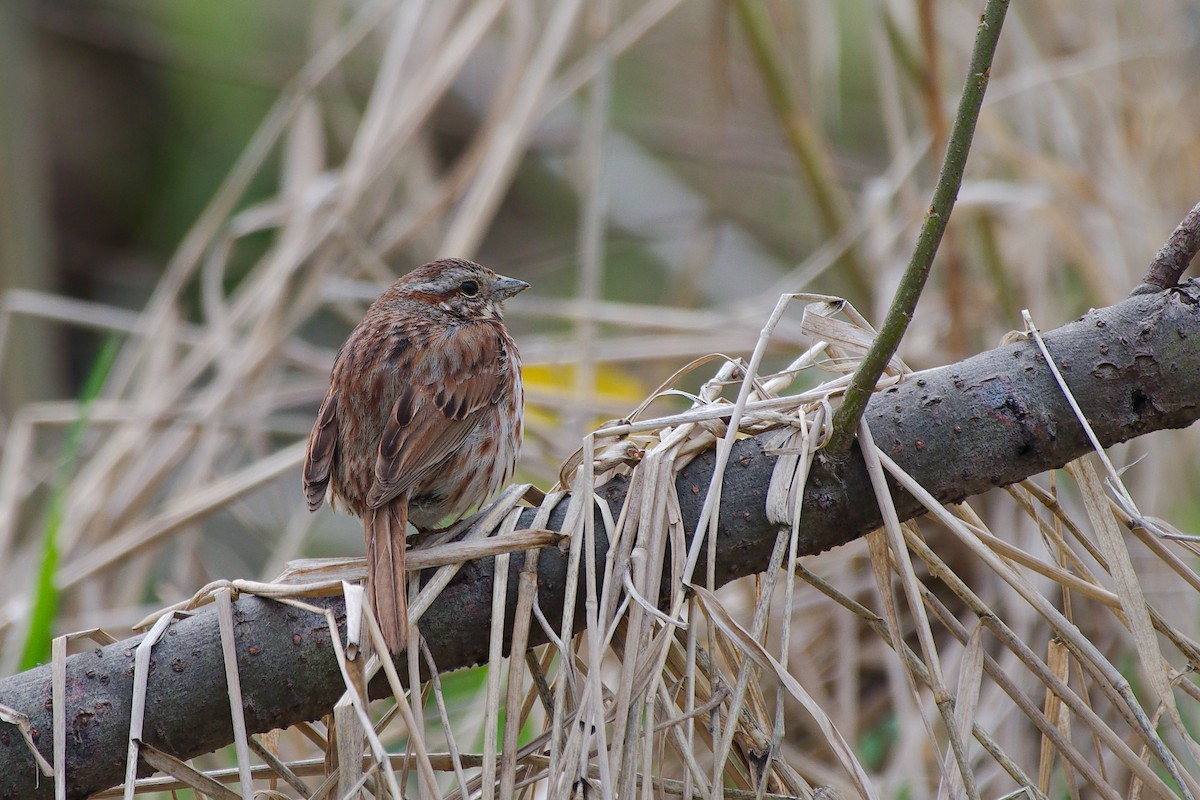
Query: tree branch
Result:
<box><xmin>826</xmin><ymin>0</ymin><xmax>1010</xmax><ymax>456</ymax></box>
<box><xmin>2</xmin><ymin>282</ymin><xmax>1200</xmax><ymax>799</ymax></box>
<box><xmin>1133</xmin><ymin>199</ymin><xmax>1200</xmax><ymax>294</ymax></box>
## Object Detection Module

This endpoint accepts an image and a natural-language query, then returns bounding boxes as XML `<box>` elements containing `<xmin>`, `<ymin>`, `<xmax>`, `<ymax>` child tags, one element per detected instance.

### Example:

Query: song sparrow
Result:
<box><xmin>304</xmin><ymin>258</ymin><xmax>528</xmax><ymax>653</ymax></box>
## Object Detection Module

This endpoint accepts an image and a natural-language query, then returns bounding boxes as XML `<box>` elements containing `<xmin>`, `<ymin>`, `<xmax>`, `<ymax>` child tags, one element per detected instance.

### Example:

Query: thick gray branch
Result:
<box><xmin>2</xmin><ymin>282</ymin><xmax>1199</xmax><ymax>799</ymax></box>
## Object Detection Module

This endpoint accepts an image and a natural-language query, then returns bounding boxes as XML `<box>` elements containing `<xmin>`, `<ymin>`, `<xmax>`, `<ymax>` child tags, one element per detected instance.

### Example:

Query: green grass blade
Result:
<box><xmin>19</xmin><ymin>335</ymin><xmax>121</xmax><ymax>669</ymax></box>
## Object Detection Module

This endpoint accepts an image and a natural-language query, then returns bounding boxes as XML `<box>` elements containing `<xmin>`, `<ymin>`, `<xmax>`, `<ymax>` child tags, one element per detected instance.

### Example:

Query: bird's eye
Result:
<box><xmin>459</xmin><ymin>280</ymin><xmax>479</xmax><ymax>297</ymax></box>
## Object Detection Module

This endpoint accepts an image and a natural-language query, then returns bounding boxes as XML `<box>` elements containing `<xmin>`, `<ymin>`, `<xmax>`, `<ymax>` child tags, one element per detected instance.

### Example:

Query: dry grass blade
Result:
<box><xmin>122</xmin><ymin>612</ymin><xmax>182</xmax><ymax>800</ymax></box>
<box><xmin>678</xmin><ymin>294</ymin><xmax>810</xmax><ymax>607</ymax></box>
<box><xmin>414</xmin><ymin>528</ymin><xmax>564</xmax><ymax>568</ymax></box>
<box><xmin>939</xmin><ymin>624</ymin><xmax>985</xmax><ymax>800</ymax></box>
<box><xmin>52</xmin><ymin>638</ymin><xmax>141</xmax><ymax>792</ymax></box>
<box><xmin>798</xmin><ymin>304</ymin><xmax>906</xmax><ymax>375</ymax></box>
<box><xmin>247</xmin><ymin>735</ymin><xmax>313</xmax><ymax>798</ymax></box>
<box><xmin>858</xmin><ymin>419</ymin><xmax>972</xmax><ymax>797</ymax></box>
<box><xmin>343</xmin><ymin>579</ymin><xmax>365</xmax><ymax>660</ymax></box>
<box><xmin>876</xmin><ymin>450</ymin><xmax>1186</xmax><ymax>798</ymax></box>
<box><xmin>99</xmin><ymin>752</ymin><xmax>809</xmax><ymax>799</ymax></box>
<box><xmin>55</xmin><ymin>441</ymin><xmax>307</xmax><ymax>591</ymax></box>
<box><xmin>691</xmin><ymin>585</ymin><xmax>875</xmax><ymax>799</ymax></box>
<box><xmin>135</xmin><ymin>741</ymin><xmax>241</xmax><ymax>800</ymax></box>
<box><xmin>361</xmin><ymin>601</ymin><xmax>441</xmax><ymax>797</ymax></box>
<box><xmin>1070</xmin><ymin>458</ymin><xmax>1200</xmax><ymax>794</ymax></box>
<box><xmin>1038</xmin><ymin>639</ymin><xmax>1072</xmax><ymax>796</ymax></box>
<box><xmin>909</xmin><ymin>541</ymin><xmax>1135</xmax><ymax>800</ymax></box>
<box><xmin>482</xmin><ymin>535</ymin><xmax>513</xmax><ymax>799</ymax></box>
<box><xmin>332</xmin><ymin>672</ymin><xmax>367</xmax><ymax>796</ymax></box>
<box><xmin>0</xmin><ymin>704</ymin><xmax>53</xmax><ymax>777</ymax></box>
<box><xmin>313</xmin><ymin>598</ymin><xmax>407</xmax><ymax>798</ymax></box>
<box><xmin>1026</xmin><ymin>310</ymin><xmax>1200</xmax><ymax>790</ymax></box>
<box><xmin>51</xmin><ymin>635</ymin><xmax>66</xmax><ymax>800</ymax></box>
<box><xmin>548</xmin><ymin>464</ymin><xmax>598</xmax><ymax>788</ymax></box>
<box><xmin>215</xmin><ymin>588</ymin><xmax>256</xmax><ymax>797</ymax></box>
<box><xmin>441</xmin><ymin>0</ymin><xmax>585</xmax><ymax>254</ymax></box>
<box><xmin>422</xmin><ymin>640</ymin><xmax>472</xmax><ymax>800</ymax></box>
<box><xmin>409</xmin><ymin>486</ymin><xmax>531</xmax><ymax>625</ymax></box>
<box><xmin>500</xmin><ymin>498</ymin><xmax>561</xmax><ymax>799</ymax></box>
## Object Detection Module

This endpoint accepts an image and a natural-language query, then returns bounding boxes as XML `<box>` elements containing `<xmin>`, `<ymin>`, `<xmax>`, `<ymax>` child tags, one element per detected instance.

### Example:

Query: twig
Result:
<box><xmin>1132</xmin><ymin>199</ymin><xmax>1200</xmax><ymax>294</ymax></box>
<box><xmin>826</xmin><ymin>0</ymin><xmax>1011</xmax><ymax>457</ymax></box>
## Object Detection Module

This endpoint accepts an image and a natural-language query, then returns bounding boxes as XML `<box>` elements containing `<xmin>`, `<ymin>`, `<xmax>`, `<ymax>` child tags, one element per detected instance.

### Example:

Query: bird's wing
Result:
<box><xmin>367</xmin><ymin>326</ymin><xmax>510</xmax><ymax>509</ymax></box>
<box><xmin>303</xmin><ymin>388</ymin><xmax>340</xmax><ymax>512</ymax></box>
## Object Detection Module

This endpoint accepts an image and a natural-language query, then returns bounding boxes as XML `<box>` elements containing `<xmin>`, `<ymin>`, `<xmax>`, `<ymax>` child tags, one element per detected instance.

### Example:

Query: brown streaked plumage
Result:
<box><xmin>304</xmin><ymin>258</ymin><xmax>527</xmax><ymax>653</ymax></box>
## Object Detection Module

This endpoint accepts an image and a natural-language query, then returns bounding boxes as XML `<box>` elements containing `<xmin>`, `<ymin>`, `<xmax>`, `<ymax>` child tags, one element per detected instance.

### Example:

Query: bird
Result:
<box><xmin>303</xmin><ymin>258</ymin><xmax>528</xmax><ymax>653</ymax></box>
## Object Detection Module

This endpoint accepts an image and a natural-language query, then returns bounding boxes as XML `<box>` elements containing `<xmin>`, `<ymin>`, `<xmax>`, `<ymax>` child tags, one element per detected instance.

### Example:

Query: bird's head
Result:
<box><xmin>393</xmin><ymin>258</ymin><xmax>529</xmax><ymax>321</ymax></box>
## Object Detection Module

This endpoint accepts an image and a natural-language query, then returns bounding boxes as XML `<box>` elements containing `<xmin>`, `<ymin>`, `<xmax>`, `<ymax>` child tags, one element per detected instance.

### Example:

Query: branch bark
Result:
<box><xmin>2</xmin><ymin>282</ymin><xmax>1200</xmax><ymax>799</ymax></box>
<box><xmin>1134</xmin><ymin>199</ymin><xmax>1200</xmax><ymax>293</ymax></box>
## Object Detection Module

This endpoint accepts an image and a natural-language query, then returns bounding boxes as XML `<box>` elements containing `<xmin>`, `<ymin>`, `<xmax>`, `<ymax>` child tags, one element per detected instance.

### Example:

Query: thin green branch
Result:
<box><xmin>825</xmin><ymin>0</ymin><xmax>1010</xmax><ymax>458</ymax></box>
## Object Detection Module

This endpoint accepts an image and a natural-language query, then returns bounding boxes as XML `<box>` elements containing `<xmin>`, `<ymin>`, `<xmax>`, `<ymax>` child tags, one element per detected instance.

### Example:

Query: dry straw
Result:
<box><xmin>89</xmin><ymin>293</ymin><xmax>1200</xmax><ymax>798</ymax></box>
<box><xmin>3</xmin><ymin>1</ymin><xmax>1200</xmax><ymax>798</ymax></box>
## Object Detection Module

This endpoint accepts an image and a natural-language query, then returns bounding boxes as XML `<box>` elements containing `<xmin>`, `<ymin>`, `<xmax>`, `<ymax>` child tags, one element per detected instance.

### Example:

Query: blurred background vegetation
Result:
<box><xmin>3</xmin><ymin>0</ymin><xmax>1200</xmax><ymax>796</ymax></box>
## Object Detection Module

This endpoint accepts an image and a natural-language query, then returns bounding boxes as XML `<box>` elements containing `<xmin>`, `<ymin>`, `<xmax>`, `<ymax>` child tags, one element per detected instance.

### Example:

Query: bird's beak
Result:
<box><xmin>492</xmin><ymin>276</ymin><xmax>530</xmax><ymax>300</ymax></box>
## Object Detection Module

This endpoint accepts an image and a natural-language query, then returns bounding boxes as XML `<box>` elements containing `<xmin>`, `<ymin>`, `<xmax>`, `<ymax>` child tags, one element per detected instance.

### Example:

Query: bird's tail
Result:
<box><xmin>365</xmin><ymin>502</ymin><xmax>408</xmax><ymax>653</ymax></box>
